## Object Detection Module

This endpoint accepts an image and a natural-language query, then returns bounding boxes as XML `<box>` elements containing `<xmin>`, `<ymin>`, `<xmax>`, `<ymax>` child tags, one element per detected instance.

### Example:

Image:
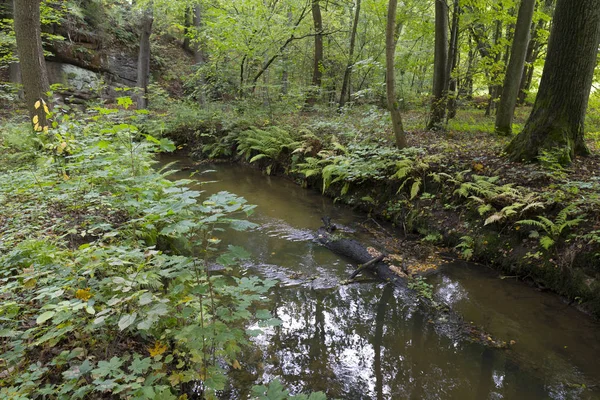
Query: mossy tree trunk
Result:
<box><xmin>426</xmin><ymin>0</ymin><xmax>448</xmax><ymax>130</ymax></box>
<box><xmin>506</xmin><ymin>0</ymin><xmax>600</xmax><ymax>163</ymax></box>
<box><xmin>495</xmin><ymin>0</ymin><xmax>536</xmax><ymax>136</ymax></box>
<box><xmin>13</xmin><ymin>0</ymin><xmax>50</xmax><ymax>127</ymax></box>
<box><xmin>386</xmin><ymin>0</ymin><xmax>407</xmax><ymax>148</ymax></box>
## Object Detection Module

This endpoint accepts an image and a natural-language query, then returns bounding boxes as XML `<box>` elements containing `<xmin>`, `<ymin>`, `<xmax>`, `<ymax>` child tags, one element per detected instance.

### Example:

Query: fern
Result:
<box><xmin>516</xmin><ymin>205</ymin><xmax>584</xmax><ymax>250</ymax></box>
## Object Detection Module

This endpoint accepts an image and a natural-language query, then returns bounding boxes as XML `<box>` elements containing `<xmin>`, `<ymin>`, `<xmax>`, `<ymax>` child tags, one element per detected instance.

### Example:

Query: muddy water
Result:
<box><xmin>165</xmin><ymin>158</ymin><xmax>600</xmax><ymax>400</ymax></box>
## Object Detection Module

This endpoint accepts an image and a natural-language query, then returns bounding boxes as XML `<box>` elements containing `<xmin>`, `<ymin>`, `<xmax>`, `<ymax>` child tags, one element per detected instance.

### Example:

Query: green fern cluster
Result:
<box><xmin>235</xmin><ymin>126</ymin><xmax>300</xmax><ymax>174</ymax></box>
<box><xmin>433</xmin><ymin>172</ymin><xmax>545</xmax><ymax>226</ymax></box>
<box><xmin>295</xmin><ymin>142</ymin><xmax>427</xmax><ymax>196</ymax></box>
<box><xmin>517</xmin><ymin>205</ymin><xmax>584</xmax><ymax>250</ymax></box>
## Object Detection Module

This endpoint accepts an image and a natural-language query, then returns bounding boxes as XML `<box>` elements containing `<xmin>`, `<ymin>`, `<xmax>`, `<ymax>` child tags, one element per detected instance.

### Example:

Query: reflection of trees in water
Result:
<box><xmin>250</xmin><ymin>282</ymin><xmax>586</xmax><ymax>400</ymax></box>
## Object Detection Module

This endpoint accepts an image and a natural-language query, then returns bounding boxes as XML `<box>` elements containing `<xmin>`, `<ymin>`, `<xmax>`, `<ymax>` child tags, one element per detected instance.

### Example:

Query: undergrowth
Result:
<box><xmin>0</xmin><ymin>104</ymin><xmax>325</xmax><ymax>399</ymax></box>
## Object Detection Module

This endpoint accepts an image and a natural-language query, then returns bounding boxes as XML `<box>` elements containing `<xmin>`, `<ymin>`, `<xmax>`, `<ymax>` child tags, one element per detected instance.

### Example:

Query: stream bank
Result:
<box><xmin>163</xmin><ymin>158</ymin><xmax>600</xmax><ymax>399</ymax></box>
<box><xmin>164</xmin><ymin>119</ymin><xmax>600</xmax><ymax>319</ymax></box>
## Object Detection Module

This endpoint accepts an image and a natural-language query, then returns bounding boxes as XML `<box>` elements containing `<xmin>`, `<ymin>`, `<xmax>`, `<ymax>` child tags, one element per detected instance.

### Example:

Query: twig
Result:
<box><xmin>349</xmin><ymin>254</ymin><xmax>385</xmax><ymax>280</ymax></box>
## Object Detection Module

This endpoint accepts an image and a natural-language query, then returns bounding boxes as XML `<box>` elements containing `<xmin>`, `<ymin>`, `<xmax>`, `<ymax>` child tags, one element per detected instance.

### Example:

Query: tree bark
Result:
<box><xmin>485</xmin><ymin>19</ymin><xmax>503</xmax><ymax>116</ymax></box>
<box><xmin>495</xmin><ymin>0</ymin><xmax>536</xmax><ymax>136</ymax></box>
<box><xmin>311</xmin><ymin>0</ymin><xmax>323</xmax><ymax>87</ymax></box>
<box><xmin>306</xmin><ymin>0</ymin><xmax>323</xmax><ymax>106</ymax></box>
<box><xmin>506</xmin><ymin>0</ymin><xmax>600</xmax><ymax>163</ymax></box>
<box><xmin>427</xmin><ymin>0</ymin><xmax>448</xmax><ymax>130</ymax></box>
<box><xmin>193</xmin><ymin>5</ymin><xmax>206</xmax><ymax>105</ymax></box>
<box><xmin>386</xmin><ymin>0</ymin><xmax>407</xmax><ymax>148</ymax></box>
<box><xmin>13</xmin><ymin>0</ymin><xmax>50</xmax><ymax>127</ymax></box>
<box><xmin>338</xmin><ymin>0</ymin><xmax>361</xmax><ymax>108</ymax></box>
<box><xmin>136</xmin><ymin>6</ymin><xmax>153</xmax><ymax>109</ymax></box>
<box><xmin>446</xmin><ymin>0</ymin><xmax>460</xmax><ymax>119</ymax></box>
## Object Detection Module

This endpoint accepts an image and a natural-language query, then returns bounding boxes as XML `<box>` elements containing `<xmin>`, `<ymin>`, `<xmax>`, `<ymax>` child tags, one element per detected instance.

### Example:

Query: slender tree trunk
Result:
<box><xmin>495</xmin><ymin>0</ymin><xmax>536</xmax><ymax>136</ymax></box>
<box><xmin>386</xmin><ymin>0</ymin><xmax>407</xmax><ymax>148</ymax></box>
<box><xmin>517</xmin><ymin>20</ymin><xmax>539</xmax><ymax>105</ymax></box>
<box><xmin>13</xmin><ymin>0</ymin><xmax>50</xmax><ymax>127</ymax></box>
<box><xmin>339</xmin><ymin>0</ymin><xmax>361</xmax><ymax>108</ymax></box>
<box><xmin>446</xmin><ymin>0</ymin><xmax>460</xmax><ymax>119</ymax></box>
<box><xmin>506</xmin><ymin>0</ymin><xmax>600</xmax><ymax>163</ymax></box>
<box><xmin>281</xmin><ymin>10</ymin><xmax>293</xmax><ymax>96</ymax></box>
<box><xmin>193</xmin><ymin>5</ymin><xmax>206</xmax><ymax>105</ymax></box>
<box><xmin>485</xmin><ymin>19</ymin><xmax>503</xmax><ymax>116</ymax></box>
<box><xmin>312</xmin><ymin>0</ymin><xmax>323</xmax><ymax>87</ymax></box>
<box><xmin>136</xmin><ymin>6</ymin><xmax>153</xmax><ymax>109</ymax></box>
<box><xmin>427</xmin><ymin>0</ymin><xmax>449</xmax><ymax>130</ymax></box>
<box><xmin>307</xmin><ymin>0</ymin><xmax>323</xmax><ymax>106</ymax></box>
<box><xmin>182</xmin><ymin>7</ymin><xmax>192</xmax><ymax>53</ymax></box>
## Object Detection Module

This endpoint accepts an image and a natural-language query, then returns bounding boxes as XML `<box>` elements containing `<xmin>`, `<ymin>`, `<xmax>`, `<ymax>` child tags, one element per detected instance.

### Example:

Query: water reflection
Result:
<box><xmin>163</xmin><ymin>158</ymin><xmax>600</xmax><ymax>399</ymax></box>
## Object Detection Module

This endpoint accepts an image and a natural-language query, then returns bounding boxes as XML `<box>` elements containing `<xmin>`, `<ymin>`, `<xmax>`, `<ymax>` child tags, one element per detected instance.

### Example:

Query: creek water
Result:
<box><xmin>164</xmin><ymin>157</ymin><xmax>600</xmax><ymax>400</ymax></box>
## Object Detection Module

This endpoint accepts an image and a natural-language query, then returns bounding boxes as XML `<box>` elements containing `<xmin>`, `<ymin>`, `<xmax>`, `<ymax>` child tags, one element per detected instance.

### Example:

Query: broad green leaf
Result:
<box><xmin>36</xmin><ymin>310</ymin><xmax>56</xmax><ymax>324</ymax></box>
<box><xmin>118</xmin><ymin>313</ymin><xmax>137</xmax><ymax>331</ymax></box>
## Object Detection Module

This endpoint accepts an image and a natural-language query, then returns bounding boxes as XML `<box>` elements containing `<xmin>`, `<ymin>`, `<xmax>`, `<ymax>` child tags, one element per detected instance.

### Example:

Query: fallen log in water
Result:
<box><xmin>316</xmin><ymin>220</ymin><xmax>509</xmax><ymax>349</ymax></box>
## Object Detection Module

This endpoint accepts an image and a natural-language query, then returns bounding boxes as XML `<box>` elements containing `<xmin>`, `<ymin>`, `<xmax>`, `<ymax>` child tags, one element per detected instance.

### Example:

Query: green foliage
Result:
<box><xmin>236</xmin><ymin>126</ymin><xmax>299</xmax><ymax>174</ymax></box>
<box><xmin>0</xmin><ymin>107</ymin><xmax>280</xmax><ymax>398</ymax></box>
<box><xmin>407</xmin><ymin>276</ymin><xmax>435</xmax><ymax>302</ymax></box>
<box><xmin>251</xmin><ymin>379</ymin><xmax>327</xmax><ymax>400</ymax></box>
<box><xmin>517</xmin><ymin>205</ymin><xmax>584</xmax><ymax>250</ymax></box>
<box><xmin>455</xmin><ymin>236</ymin><xmax>475</xmax><ymax>261</ymax></box>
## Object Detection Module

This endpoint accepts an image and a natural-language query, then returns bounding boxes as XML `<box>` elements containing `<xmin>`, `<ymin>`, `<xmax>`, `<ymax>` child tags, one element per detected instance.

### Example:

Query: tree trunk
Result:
<box><xmin>182</xmin><ymin>7</ymin><xmax>192</xmax><ymax>53</ymax></box>
<box><xmin>427</xmin><ymin>0</ymin><xmax>448</xmax><ymax>130</ymax></box>
<box><xmin>506</xmin><ymin>0</ymin><xmax>600</xmax><ymax>163</ymax></box>
<box><xmin>136</xmin><ymin>6</ymin><xmax>153</xmax><ymax>109</ymax></box>
<box><xmin>281</xmin><ymin>10</ymin><xmax>293</xmax><ymax>96</ymax></box>
<box><xmin>386</xmin><ymin>0</ymin><xmax>407</xmax><ymax>148</ymax></box>
<box><xmin>306</xmin><ymin>0</ymin><xmax>323</xmax><ymax>106</ymax></box>
<box><xmin>338</xmin><ymin>0</ymin><xmax>361</xmax><ymax>108</ymax></box>
<box><xmin>13</xmin><ymin>0</ymin><xmax>50</xmax><ymax>128</ymax></box>
<box><xmin>193</xmin><ymin>5</ymin><xmax>206</xmax><ymax>105</ymax></box>
<box><xmin>495</xmin><ymin>0</ymin><xmax>536</xmax><ymax>136</ymax></box>
<box><xmin>446</xmin><ymin>0</ymin><xmax>460</xmax><ymax>120</ymax></box>
<box><xmin>485</xmin><ymin>19</ymin><xmax>503</xmax><ymax>116</ymax></box>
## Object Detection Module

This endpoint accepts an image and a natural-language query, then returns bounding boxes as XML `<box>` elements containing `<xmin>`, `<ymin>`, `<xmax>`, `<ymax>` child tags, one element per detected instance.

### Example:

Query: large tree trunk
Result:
<box><xmin>506</xmin><ymin>0</ymin><xmax>600</xmax><ymax>163</ymax></box>
<box><xmin>386</xmin><ymin>0</ymin><xmax>407</xmax><ymax>148</ymax></box>
<box><xmin>338</xmin><ymin>0</ymin><xmax>361</xmax><ymax>108</ymax></box>
<box><xmin>136</xmin><ymin>6</ymin><xmax>153</xmax><ymax>109</ymax></box>
<box><xmin>13</xmin><ymin>0</ymin><xmax>50</xmax><ymax>128</ymax></box>
<box><xmin>427</xmin><ymin>0</ymin><xmax>449</xmax><ymax>130</ymax></box>
<box><xmin>495</xmin><ymin>0</ymin><xmax>536</xmax><ymax>136</ymax></box>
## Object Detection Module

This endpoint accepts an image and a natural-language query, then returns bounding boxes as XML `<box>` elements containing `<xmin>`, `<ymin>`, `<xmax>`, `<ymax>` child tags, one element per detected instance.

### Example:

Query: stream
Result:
<box><xmin>164</xmin><ymin>156</ymin><xmax>600</xmax><ymax>400</ymax></box>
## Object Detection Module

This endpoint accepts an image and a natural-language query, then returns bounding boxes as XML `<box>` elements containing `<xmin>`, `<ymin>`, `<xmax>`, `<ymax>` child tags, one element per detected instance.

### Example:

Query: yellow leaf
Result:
<box><xmin>472</xmin><ymin>162</ymin><xmax>484</xmax><ymax>172</ymax></box>
<box><xmin>43</xmin><ymin>126</ymin><xmax>49</xmax><ymax>133</ymax></box>
<box><xmin>34</xmin><ymin>124</ymin><xmax>42</xmax><ymax>132</ymax></box>
<box><xmin>75</xmin><ymin>288</ymin><xmax>92</xmax><ymax>301</ymax></box>
<box><xmin>33</xmin><ymin>115</ymin><xmax>39</xmax><ymax>124</ymax></box>
<box><xmin>148</xmin><ymin>341</ymin><xmax>168</xmax><ymax>357</ymax></box>
<box><xmin>168</xmin><ymin>373</ymin><xmax>182</xmax><ymax>386</ymax></box>
<box><xmin>34</xmin><ymin>100</ymin><xmax>41</xmax><ymax>109</ymax></box>
<box><xmin>43</xmin><ymin>104</ymin><xmax>50</xmax><ymax>114</ymax></box>
<box><xmin>232</xmin><ymin>360</ymin><xmax>241</xmax><ymax>370</ymax></box>
<box><xmin>23</xmin><ymin>278</ymin><xmax>37</xmax><ymax>289</ymax></box>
